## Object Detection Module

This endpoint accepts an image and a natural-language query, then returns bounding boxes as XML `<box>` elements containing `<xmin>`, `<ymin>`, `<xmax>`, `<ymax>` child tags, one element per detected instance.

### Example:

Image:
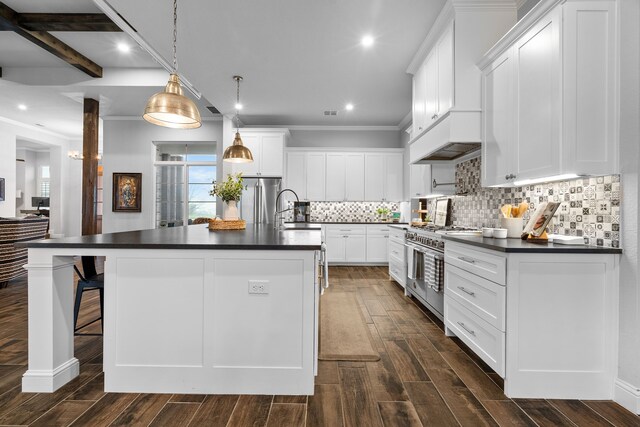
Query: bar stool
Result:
<box><xmin>73</xmin><ymin>256</ymin><xmax>104</xmax><ymax>336</ymax></box>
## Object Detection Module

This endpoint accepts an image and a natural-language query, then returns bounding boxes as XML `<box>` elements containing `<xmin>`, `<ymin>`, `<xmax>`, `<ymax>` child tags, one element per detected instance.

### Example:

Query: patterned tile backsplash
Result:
<box><xmin>285</xmin><ymin>201</ymin><xmax>399</xmax><ymax>222</ymax></box>
<box><xmin>426</xmin><ymin>157</ymin><xmax>622</xmax><ymax>248</ymax></box>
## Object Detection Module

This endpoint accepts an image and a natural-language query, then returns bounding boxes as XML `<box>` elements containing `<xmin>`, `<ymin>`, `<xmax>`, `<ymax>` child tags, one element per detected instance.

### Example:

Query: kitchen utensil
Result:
<box><xmin>482</xmin><ymin>227</ymin><xmax>494</xmax><ymax>237</ymax></box>
<box><xmin>516</xmin><ymin>202</ymin><xmax>529</xmax><ymax>218</ymax></box>
<box><xmin>500</xmin><ymin>217</ymin><xmax>523</xmax><ymax>238</ymax></box>
<box><xmin>501</xmin><ymin>204</ymin><xmax>512</xmax><ymax>218</ymax></box>
<box><xmin>493</xmin><ymin>228</ymin><xmax>508</xmax><ymax>239</ymax></box>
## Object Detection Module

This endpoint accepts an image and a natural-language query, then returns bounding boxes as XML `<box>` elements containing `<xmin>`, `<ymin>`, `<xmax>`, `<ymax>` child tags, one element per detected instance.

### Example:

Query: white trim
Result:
<box><xmin>477</xmin><ymin>0</ymin><xmax>563</xmax><ymax>69</ymax></box>
<box><xmin>101</xmin><ymin>115</ymin><xmax>223</xmax><ymax>122</ymax></box>
<box><xmin>614</xmin><ymin>378</ymin><xmax>640</xmax><ymax>415</ymax></box>
<box><xmin>451</xmin><ymin>0</ymin><xmax>519</xmax><ymax>9</ymax></box>
<box><xmin>276</xmin><ymin>125</ymin><xmax>399</xmax><ymax>131</ymax></box>
<box><xmin>0</xmin><ymin>116</ymin><xmax>70</xmax><ymax>140</ymax></box>
<box><xmin>398</xmin><ymin>112</ymin><xmax>412</xmax><ymax>130</ymax></box>
<box><xmin>286</xmin><ymin>147</ymin><xmax>404</xmax><ymax>153</ymax></box>
<box><xmin>93</xmin><ymin>0</ymin><xmax>201</xmax><ymax>99</ymax></box>
<box><xmin>22</xmin><ymin>358</ymin><xmax>80</xmax><ymax>393</ymax></box>
<box><xmin>406</xmin><ymin>2</ymin><xmax>454</xmax><ymax>74</ymax></box>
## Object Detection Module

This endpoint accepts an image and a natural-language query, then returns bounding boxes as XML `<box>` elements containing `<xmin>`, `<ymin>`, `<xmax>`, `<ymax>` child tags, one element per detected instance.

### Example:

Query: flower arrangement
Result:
<box><xmin>210</xmin><ymin>173</ymin><xmax>245</xmax><ymax>202</ymax></box>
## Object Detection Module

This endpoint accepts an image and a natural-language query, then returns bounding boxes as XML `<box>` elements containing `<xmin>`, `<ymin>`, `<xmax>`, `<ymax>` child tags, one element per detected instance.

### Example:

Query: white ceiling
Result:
<box><xmin>106</xmin><ymin>0</ymin><xmax>446</xmax><ymax>126</ymax></box>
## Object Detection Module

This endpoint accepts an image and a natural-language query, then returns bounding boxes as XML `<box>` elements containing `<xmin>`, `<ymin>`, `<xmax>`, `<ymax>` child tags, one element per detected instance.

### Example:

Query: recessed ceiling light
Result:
<box><xmin>17</xmin><ymin>104</ymin><xmax>27</xmax><ymax>111</ymax></box>
<box><xmin>361</xmin><ymin>35</ymin><xmax>374</xmax><ymax>47</ymax></box>
<box><xmin>234</xmin><ymin>103</ymin><xmax>243</xmax><ymax>110</ymax></box>
<box><xmin>345</xmin><ymin>103</ymin><xmax>354</xmax><ymax>111</ymax></box>
<box><xmin>117</xmin><ymin>42</ymin><xmax>131</xmax><ymax>53</ymax></box>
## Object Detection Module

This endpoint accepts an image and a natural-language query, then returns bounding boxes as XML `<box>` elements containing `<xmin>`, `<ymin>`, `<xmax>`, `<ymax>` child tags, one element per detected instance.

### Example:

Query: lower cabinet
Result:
<box><xmin>324</xmin><ymin>224</ymin><xmax>390</xmax><ymax>264</ymax></box>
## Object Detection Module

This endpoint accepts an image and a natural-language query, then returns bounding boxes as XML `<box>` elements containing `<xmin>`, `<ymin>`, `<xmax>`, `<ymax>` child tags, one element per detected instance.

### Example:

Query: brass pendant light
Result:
<box><xmin>143</xmin><ymin>0</ymin><xmax>201</xmax><ymax>129</ymax></box>
<box><xmin>223</xmin><ymin>76</ymin><xmax>254</xmax><ymax>163</ymax></box>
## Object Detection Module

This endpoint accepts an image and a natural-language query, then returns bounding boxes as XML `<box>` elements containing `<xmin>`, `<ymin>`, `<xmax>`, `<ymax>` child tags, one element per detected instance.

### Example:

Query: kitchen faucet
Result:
<box><xmin>274</xmin><ymin>189</ymin><xmax>300</xmax><ymax>229</ymax></box>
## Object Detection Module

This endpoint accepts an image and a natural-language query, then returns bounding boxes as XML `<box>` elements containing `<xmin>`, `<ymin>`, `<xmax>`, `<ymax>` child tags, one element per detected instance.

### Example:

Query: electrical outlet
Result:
<box><xmin>248</xmin><ymin>280</ymin><xmax>269</xmax><ymax>295</ymax></box>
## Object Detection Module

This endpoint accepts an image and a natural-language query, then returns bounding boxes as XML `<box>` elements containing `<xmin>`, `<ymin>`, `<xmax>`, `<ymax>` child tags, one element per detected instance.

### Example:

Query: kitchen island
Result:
<box><xmin>19</xmin><ymin>224</ymin><xmax>322</xmax><ymax>395</ymax></box>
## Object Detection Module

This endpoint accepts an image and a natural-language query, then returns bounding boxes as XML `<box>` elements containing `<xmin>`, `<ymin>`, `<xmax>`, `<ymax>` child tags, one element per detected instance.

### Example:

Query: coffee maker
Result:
<box><xmin>293</xmin><ymin>201</ymin><xmax>311</xmax><ymax>222</ymax></box>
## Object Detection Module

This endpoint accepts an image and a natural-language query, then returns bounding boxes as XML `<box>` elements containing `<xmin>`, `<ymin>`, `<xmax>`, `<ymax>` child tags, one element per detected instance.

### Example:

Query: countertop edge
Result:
<box><xmin>18</xmin><ymin>242</ymin><xmax>321</xmax><ymax>250</ymax></box>
<box><xmin>442</xmin><ymin>234</ymin><xmax>623</xmax><ymax>254</ymax></box>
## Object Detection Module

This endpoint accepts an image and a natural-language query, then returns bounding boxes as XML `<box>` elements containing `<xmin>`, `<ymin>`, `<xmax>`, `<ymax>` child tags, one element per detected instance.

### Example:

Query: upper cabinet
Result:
<box><xmin>286</xmin><ymin>149</ymin><xmax>404</xmax><ymax>202</ymax></box>
<box><xmin>479</xmin><ymin>0</ymin><xmax>618</xmax><ymax>186</ymax></box>
<box><xmin>407</xmin><ymin>3</ymin><xmax>517</xmax><ymax>163</ymax></box>
<box><xmin>229</xmin><ymin>129</ymin><xmax>289</xmax><ymax>177</ymax></box>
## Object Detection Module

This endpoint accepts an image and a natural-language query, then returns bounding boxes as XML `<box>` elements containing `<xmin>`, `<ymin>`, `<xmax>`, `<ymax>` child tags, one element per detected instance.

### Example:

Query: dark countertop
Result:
<box><xmin>442</xmin><ymin>234</ymin><xmax>622</xmax><ymax>254</ymax></box>
<box><xmin>388</xmin><ymin>224</ymin><xmax>410</xmax><ymax>230</ymax></box>
<box><xmin>19</xmin><ymin>224</ymin><xmax>322</xmax><ymax>251</ymax></box>
<box><xmin>286</xmin><ymin>221</ymin><xmax>408</xmax><ymax>225</ymax></box>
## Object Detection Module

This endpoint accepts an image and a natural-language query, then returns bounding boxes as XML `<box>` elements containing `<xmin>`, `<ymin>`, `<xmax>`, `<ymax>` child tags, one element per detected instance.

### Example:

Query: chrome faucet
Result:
<box><xmin>274</xmin><ymin>189</ymin><xmax>300</xmax><ymax>229</ymax></box>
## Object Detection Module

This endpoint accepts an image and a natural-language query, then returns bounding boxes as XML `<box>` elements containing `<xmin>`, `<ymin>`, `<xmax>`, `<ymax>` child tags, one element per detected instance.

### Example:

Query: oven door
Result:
<box><xmin>405</xmin><ymin>242</ymin><xmax>445</xmax><ymax>321</ymax></box>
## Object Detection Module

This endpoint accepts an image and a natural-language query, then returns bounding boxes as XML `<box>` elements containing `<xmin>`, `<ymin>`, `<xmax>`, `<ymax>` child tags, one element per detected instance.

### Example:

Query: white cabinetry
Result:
<box><xmin>388</xmin><ymin>226</ymin><xmax>406</xmax><ymax>287</ymax></box>
<box><xmin>479</xmin><ymin>0</ymin><xmax>618</xmax><ymax>186</ymax></box>
<box><xmin>286</xmin><ymin>149</ymin><xmax>403</xmax><ymax>202</ymax></box>
<box><xmin>324</xmin><ymin>224</ymin><xmax>392</xmax><ymax>265</ymax></box>
<box><xmin>410</xmin><ymin>164</ymin><xmax>430</xmax><ymax>198</ymax></box>
<box><xmin>444</xmin><ymin>241</ymin><xmax>619</xmax><ymax>399</ymax></box>
<box><xmin>366</xmin><ymin>225</ymin><xmax>390</xmax><ymax>263</ymax></box>
<box><xmin>230</xmin><ymin>130</ymin><xmax>288</xmax><ymax>177</ymax></box>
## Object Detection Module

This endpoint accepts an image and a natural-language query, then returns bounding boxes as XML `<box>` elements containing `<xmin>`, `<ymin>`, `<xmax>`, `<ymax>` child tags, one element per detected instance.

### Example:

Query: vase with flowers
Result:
<box><xmin>210</xmin><ymin>173</ymin><xmax>245</xmax><ymax>220</ymax></box>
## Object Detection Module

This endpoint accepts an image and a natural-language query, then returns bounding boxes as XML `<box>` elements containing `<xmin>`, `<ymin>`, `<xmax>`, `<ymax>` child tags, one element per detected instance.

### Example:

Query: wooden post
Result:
<box><xmin>82</xmin><ymin>98</ymin><xmax>99</xmax><ymax>236</ymax></box>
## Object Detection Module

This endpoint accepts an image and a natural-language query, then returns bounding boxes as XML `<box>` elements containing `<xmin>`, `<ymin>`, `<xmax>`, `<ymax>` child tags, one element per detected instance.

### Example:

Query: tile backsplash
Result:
<box><xmin>285</xmin><ymin>201</ymin><xmax>399</xmax><ymax>222</ymax></box>
<box><xmin>427</xmin><ymin>157</ymin><xmax>621</xmax><ymax>248</ymax></box>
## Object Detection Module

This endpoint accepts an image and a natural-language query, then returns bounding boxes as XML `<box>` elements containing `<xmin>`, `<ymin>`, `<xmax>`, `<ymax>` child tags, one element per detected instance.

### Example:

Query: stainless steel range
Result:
<box><xmin>405</xmin><ymin>226</ymin><xmax>480</xmax><ymax>321</ymax></box>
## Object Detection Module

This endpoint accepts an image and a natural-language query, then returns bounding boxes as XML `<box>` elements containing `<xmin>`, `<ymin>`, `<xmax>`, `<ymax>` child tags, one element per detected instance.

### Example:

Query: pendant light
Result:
<box><xmin>143</xmin><ymin>0</ymin><xmax>201</xmax><ymax>129</ymax></box>
<box><xmin>223</xmin><ymin>76</ymin><xmax>254</xmax><ymax>163</ymax></box>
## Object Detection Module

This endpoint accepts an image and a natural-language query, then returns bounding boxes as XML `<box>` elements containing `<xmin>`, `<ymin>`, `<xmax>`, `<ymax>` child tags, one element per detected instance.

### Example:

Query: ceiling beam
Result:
<box><xmin>0</xmin><ymin>3</ymin><xmax>103</xmax><ymax>78</ymax></box>
<box><xmin>18</xmin><ymin>13</ymin><xmax>122</xmax><ymax>32</ymax></box>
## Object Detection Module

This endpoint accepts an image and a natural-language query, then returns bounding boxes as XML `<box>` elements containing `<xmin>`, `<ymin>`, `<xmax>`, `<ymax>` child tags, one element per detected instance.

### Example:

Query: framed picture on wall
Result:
<box><xmin>112</xmin><ymin>173</ymin><xmax>142</xmax><ymax>212</ymax></box>
<box><xmin>0</xmin><ymin>178</ymin><xmax>5</xmax><ymax>202</ymax></box>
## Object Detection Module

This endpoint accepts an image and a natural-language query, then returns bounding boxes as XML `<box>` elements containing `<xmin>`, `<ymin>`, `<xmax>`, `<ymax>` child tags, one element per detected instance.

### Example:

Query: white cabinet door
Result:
<box><xmin>345</xmin><ymin>235</ymin><xmax>366</xmax><ymax>263</ymax></box>
<box><xmin>325</xmin><ymin>234</ymin><xmax>346</xmax><ymax>262</ymax></box>
<box><xmin>410</xmin><ymin>164</ymin><xmax>430</xmax><ymax>198</ymax></box>
<box><xmin>562</xmin><ymin>0</ymin><xmax>617</xmax><ymax>175</ymax></box>
<box><xmin>436</xmin><ymin>21</ymin><xmax>454</xmax><ymax>117</ymax></box>
<box><xmin>482</xmin><ymin>50</ymin><xmax>515</xmax><ymax>187</ymax></box>
<box><xmin>366</xmin><ymin>235</ymin><xmax>389</xmax><ymax>263</ymax></box>
<box><xmin>233</xmin><ymin>134</ymin><xmax>261</xmax><ymax>176</ymax></box>
<box><xmin>424</xmin><ymin>51</ymin><xmax>439</xmax><ymax>127</ymax></box>
<box><xmin>364</xmin><ymin>154</ymin><xmax>385</xmax><ymax>201</ymax></box>
<box><xmin>286</xmin><ymin>152</ymin><xmax>306</xmax><ymax>200</ymax></box>
<box><xmin>306</xmin><ymin>153</ymin><xmax>326</xmax><ymax>201</ymax></box>
<box><xmin>345</xmin><ymin>153</ymin><xmax>365</xmax><ymax>201</ymax></box>
<box><xmin>260</xmin><ymin>135</ymin><xmax>284</xmax><ymax>177</ymax></box>
<box><xmin>513</xmin><ymin>8</ymin><xmax>561</xmax><ymax>181</ymax></box>
<box><xmin>325</xmin><ymin>153</ymin><xmax>346</xmax><ymax>201</ymax></box>
<box><xmin>385</xmin><ymin>153</ymin><xmax>404</xmax><ymax>201</ymax></box>
<box><xmin>413</xmin><ymin>63</ymin><xmax>428</xmax><ymax>135</ymax></box>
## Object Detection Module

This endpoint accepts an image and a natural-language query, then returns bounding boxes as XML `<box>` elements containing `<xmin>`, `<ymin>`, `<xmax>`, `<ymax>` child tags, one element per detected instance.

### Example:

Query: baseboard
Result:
<box><xmin>22</xmin><ymin>358</ymin><xmax>80</xmax><ymax>392</ymax></box>
<box><xmin>614</xmin><ymin>378</ymin><xmax>640</xmax><ymax>415</ymax></box>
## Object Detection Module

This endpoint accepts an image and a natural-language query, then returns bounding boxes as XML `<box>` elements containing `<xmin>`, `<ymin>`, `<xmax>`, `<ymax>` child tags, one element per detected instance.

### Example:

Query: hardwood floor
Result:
<box><xmin>0</xmin><ymin>265</ymin><xmax>638</xmax><ymax>426</ymax></box>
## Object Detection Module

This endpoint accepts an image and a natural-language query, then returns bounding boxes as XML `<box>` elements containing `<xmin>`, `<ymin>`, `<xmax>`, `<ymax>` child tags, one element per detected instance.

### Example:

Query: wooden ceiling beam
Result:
<box><xmin>18</xmin><ymin>13</ymin><xmax>122</xmax><ymax>32</ymax></box>
<box><xmin>0</xmin><ymin>3</ymin><xmax>104</xmax><ymax>78</ymax></box>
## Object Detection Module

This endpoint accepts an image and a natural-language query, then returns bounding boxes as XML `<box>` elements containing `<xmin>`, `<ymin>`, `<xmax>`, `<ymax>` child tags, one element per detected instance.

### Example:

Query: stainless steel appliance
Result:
<box><xmin>405</xmin><ymin>225</ymin><xmax>480</xmax><ymax>320</ymax></box>
<box><xmin>240</xmin><ymin>177</ymin><xmax>282</xmax><ymax>224</ymax></box>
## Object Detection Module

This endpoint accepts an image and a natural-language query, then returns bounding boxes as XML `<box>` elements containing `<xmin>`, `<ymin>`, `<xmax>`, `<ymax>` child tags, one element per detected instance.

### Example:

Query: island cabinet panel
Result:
<box><xmin>100</xmin><ymin>250</ymin><xmax>317</xmax><ymax>395</ymax></box>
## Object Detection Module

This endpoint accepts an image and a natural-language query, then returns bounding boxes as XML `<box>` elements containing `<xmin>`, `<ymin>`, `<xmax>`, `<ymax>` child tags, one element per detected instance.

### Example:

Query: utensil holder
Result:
<box><xmin>500</xmin><ymin>217</ymin><xmax>523</xmax><ymax>238</ymax></box>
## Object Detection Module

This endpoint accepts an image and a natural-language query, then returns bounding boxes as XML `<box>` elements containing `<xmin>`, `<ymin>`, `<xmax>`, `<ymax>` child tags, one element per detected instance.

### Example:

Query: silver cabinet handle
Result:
<box><xmin>384</xmin><ymin>236</ymin><xmax>389</xmax><ymax>239</ymax></box>
<box><xmin>343</xmin><ymin>235</ymin><xmax>349</xmax><ymax>238</ymax></box>
<box><xmin>418</xmin><ymin>127</ymin><xmax>423</xmax><ymax>131</ymax></box>
<box><xmin>505</xmin><ymin>174</ymin><xmax>509</xmax><ymax>180</ymax></box>
<box><xmin>458</xmin><ymin>256</ymin><xmax>476</xmax><ymax>264</ymax></box>
<box><xmin>457</xmin><ymin>321</ymin><xmax>476</xmax><ymax>336</ymax></box>
<box><xmin>457</xmin><ymin>286</ymin><xmax>475</xmax><ymax>297</ymax></box>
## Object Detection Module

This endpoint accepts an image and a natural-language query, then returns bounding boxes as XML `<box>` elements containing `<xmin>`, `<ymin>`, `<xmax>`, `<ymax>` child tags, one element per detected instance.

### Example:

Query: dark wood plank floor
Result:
<box><xmin>0</xmin><ymin>265</ymin><xmax>638</xmax><ymax>426</ymax></box>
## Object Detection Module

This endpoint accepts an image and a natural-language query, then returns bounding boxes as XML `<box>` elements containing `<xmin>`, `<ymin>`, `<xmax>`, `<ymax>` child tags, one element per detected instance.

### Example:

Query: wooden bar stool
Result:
<box><xmin>73</xmin><ymin>256</ymin><xmax>104</xmax><ymax>336</ymax></box>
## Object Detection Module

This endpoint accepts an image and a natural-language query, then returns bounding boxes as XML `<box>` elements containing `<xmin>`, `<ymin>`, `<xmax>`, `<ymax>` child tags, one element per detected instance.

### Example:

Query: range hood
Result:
<box><xmin>409</xmin><ymin>111</ymin><xmax>482</xmax><ymax>163</ymax></box>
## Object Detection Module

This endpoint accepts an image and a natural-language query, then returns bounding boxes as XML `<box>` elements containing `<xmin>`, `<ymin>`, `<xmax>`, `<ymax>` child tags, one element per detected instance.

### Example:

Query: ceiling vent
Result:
<box><xmin>323</xmin><ymin>110</ymin><xmax>338</xmax><ymax>116</ymax></box>
<box><xmin>206</xmin><ymin>106</ymin><xmax>221</xmax><ymax>115</ymax></box>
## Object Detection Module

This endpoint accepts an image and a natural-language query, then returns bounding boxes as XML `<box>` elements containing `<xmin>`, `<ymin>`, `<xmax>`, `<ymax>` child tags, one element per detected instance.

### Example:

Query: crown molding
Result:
<box><xmin>451</xmin><ymin>0</ymin><xmax>518</xmax><ymax>10</ymax></box>
<box><xmin>0</xmin><ymin>116</ymin><xmax>69</xmax><ymax>140</ymax></box>
<box><xmin>398</xmin><ymin>112</ymin><xmax>412</xmax><ymax>130</ymax></box>
<box><xmin>281</xmin><ymin>125</ymin><xmax>400</xmax><ymax>131</ymax></box>
<box><xmin>406</xmin><ymin>2</ymin><xmax>454</xmax><ymax>75</ymax></box>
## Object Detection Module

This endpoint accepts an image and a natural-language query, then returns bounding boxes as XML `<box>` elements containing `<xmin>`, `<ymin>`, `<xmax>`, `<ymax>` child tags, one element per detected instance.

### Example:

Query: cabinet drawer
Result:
<box><xmin>445</xmin><ymin>265</ymin><xmax>505</xmax><ymax>331</ymax></box>
<box><xmin>389</xmin><ymin>256</ymin><xmax>406</xmax><ymax>287</ymax></box>
<box><xmin>445</xmin><ymin>243</ymin><xmax>506</xmax><ymax>285</ymax></box>
<box><xmin>325</xmin><ymin>224</ymin><xmax>366</xmax><ymax>236</ymax></box>
<box><xmin>445</xmin><ymin>297</ymin><xmax>505</xmax><ymax>377</ymax></box>
<box><xmin>388</xmin><ymin>241</ymin><xmax>405</xmax><ymax>261</ymax></box>
<box><xmin>367</xmin><ymin>225</ymin><xmax>391</xmax><ymax>235</ymax></box>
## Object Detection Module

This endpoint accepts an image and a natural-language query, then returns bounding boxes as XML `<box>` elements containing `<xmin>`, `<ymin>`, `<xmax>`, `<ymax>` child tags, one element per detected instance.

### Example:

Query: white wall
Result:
<box><xmin>287</xmin><ymin>129</ymin><xmax>402</xmax><ymax>149</ymax></box>
<box><xmin>0</xmin><ymin>118</ymin><xmax>77</xmax><ymax>236</ymax></box>
<box><xmin>617</xmin><ymin>0</ymin><xmax>640</xmax><ymax>408</ymax></box>
<box><xmin>102</xmin><ymin>118</ymin><xmax>223</xmax><ymax>234</ymax></box>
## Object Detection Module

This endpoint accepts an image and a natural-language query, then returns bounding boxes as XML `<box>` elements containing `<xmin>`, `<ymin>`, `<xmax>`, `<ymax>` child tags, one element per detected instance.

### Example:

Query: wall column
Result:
<box><xmin>81</xmin><ymin>98</ymin><xmax>99</xmax><ymax>236</ymax></box>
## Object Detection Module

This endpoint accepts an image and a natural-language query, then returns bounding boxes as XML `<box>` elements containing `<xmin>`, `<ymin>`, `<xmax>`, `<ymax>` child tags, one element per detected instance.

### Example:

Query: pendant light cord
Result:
<box><xmin>173</xmin><ymin>0</ymin><xmax>178</xmax><ymax>72</ymax></box>
<box><xmin>235</xmin><ymin>77</ymin><xmax>241</xmax><ymax>132</ymax></box>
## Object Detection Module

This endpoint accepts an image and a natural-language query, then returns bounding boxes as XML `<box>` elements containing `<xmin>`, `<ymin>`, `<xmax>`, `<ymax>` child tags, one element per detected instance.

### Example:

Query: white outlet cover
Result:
<box><xmin>248</xmin><ymin>280</ymin><xmax>269</xmax><ymax>294</ymax></box>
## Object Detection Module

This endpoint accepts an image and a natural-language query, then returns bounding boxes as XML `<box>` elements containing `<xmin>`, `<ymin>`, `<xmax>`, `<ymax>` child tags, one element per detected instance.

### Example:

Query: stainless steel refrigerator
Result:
<box><xmin>240</xmin><ymin>177</ymin><xmax>282</xmax><ymax>224</ymax></box>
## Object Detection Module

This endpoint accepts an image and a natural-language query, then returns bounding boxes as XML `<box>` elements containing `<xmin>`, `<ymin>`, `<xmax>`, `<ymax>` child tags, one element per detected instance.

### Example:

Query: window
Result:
<box><xmin>40</xmin><ymin>166</ymin><xmax>50</xmax><ymax>197</ymax></box>
<box><xmin>154</xmin><ymin>143</ymin><xmax>217</xmax><ymax>227</ymax></box>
